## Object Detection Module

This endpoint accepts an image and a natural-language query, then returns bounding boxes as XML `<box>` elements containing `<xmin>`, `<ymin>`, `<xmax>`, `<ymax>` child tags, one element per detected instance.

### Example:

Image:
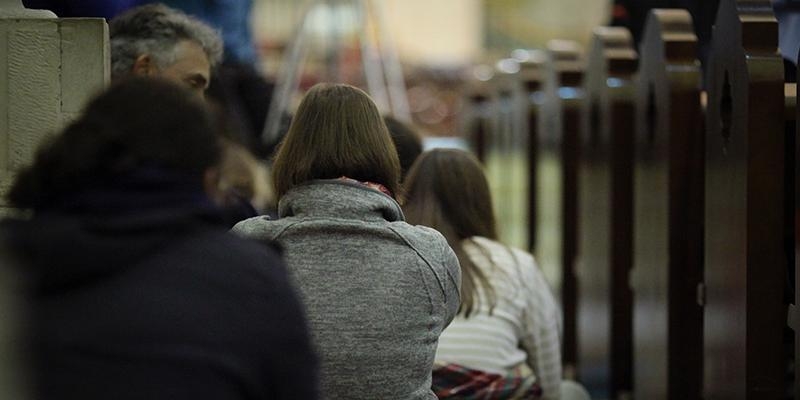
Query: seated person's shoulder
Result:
<box><xmin>389</xmin><ymin>221</ymin><xmax>455</xmax><ymax>260</ymax></box>
<box><xmin>230</xmin><ymin>214</ymin><xmax>287</xmax><ymax>239</ymax></box>
<box><xmin>182</xmin><ymin>226</ymin><xmax>288</xmax><ymax>285</ymax></box>
<box><xmin>392</xmin><ymin>221</ymin><xmax>447</xmax><ymax>244</ymax></box>
<box><xmin>215</xmin><ymin>227</ymin><xmax>282</xmax><ymax>258</ymax></box>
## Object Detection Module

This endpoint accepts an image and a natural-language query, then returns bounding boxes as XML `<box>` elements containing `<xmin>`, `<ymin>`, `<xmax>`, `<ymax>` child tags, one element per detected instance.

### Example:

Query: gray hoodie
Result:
<box><xmin>232</xmin><ymin>180</ymin><xmax>461</xmax><ymax>400</ymax></box>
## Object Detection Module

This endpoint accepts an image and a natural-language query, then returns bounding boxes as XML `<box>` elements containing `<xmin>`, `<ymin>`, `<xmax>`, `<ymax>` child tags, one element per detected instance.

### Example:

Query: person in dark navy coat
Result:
<box><xmin>1</xmin><ymin>78</ymin><xmax>319</xmax><ymax>400</ymax></box>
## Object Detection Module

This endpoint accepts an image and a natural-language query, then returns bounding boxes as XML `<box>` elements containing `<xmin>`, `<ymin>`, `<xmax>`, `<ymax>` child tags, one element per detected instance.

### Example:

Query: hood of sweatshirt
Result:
<box><xmin>1</xmin><ymin>170</ymin><xmax>224</xmax><ymax>294</ymax></box>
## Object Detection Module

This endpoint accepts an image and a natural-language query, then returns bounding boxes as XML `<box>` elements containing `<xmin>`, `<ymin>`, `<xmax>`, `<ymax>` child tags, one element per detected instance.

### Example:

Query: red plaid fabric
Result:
<box><xmin>432</xmin><ymin>363</ymin><xmax>543</xmax><ymax>400</ymax></box>
<box><xmin>338</xmin><ymin>176</ymin><xmax>394</xmax><ymax>198</ymax></box>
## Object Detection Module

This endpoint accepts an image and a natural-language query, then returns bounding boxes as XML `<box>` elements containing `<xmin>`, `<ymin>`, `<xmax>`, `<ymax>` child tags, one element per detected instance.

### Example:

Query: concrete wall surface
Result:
<box><xmin>0</xmin><ymin>12</ymin><xmax>109</xmax><ymax>213</ymax></box>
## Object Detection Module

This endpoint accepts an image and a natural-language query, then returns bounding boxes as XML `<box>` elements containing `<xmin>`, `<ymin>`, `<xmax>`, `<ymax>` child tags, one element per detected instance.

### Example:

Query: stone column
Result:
<box><xmin>0</xmin><ymin>0</ymin><xmax>109</xmax><ymax>215</ymax></box>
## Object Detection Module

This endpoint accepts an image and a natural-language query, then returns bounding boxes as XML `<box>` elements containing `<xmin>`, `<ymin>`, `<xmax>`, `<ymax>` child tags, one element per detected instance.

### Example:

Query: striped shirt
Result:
<box><xmin>435</xmin><ymin>236</ymin><xmax>563</xmax><ymax>400</ymax></box>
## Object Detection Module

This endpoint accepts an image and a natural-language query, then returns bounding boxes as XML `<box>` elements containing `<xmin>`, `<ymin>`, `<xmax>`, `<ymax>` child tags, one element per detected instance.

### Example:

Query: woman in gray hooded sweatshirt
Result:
<box><xmin>232</xmin><ymin>83</ymin><xmax>461</xmax><ymax>400</ymax></box>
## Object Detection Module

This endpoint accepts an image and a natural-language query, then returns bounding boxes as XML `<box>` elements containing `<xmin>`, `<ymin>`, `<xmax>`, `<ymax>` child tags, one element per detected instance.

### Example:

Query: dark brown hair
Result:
<box><xmin>272</xmin><ymin>83</ymin><xmax>401</xmax><ymax>199</ymax></box>
<box><xmin>383</xmin><ymin>116</ymin><xmax>423</xmax><ymax>181</ymax></box>
<box><xmin>402</xmin><ymin>149</ymin><xmax>498</xmax><ymax>317</ymax></box>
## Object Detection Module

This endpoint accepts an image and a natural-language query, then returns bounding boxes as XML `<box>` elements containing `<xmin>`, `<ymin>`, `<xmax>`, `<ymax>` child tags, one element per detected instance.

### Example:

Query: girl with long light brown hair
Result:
<box><xmin>403</xmin><ymin>149</ymin><xmax>567</xmax><ymax>400</ymax></box>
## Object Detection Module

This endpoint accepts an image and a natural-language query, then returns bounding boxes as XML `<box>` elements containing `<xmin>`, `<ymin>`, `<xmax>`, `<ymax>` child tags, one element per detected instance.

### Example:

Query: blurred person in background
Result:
<box><xmin>384</xmin><ymin>116</ymin><xmax>424</xmax><ymax>184</ymax></box>
<box><xmin>217</xmin><ymin>136</ymin><xmax>275</xmax><ymax>216</ymax></box>
<box><xmin>0</xmin><ymin>78</ymin><xmax>318</xmax><ymax>400</ymax></box>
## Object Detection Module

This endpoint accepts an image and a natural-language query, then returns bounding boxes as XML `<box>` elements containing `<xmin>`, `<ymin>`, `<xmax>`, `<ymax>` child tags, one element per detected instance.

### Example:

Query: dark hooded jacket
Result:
<box><xmin>1</xmin><ymin>176</ymin><xmax>318</xmax><ymax>400</ymax></box>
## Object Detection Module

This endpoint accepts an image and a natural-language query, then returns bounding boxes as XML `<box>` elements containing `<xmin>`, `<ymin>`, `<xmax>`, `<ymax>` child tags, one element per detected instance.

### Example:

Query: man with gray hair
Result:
<box><xmin>109</xmin><ymin>3</ymin><xmax>272</xmax><ymax>222</ymax></box>
<box><xmin>110</xmin><ymin>3</ymin><xmax>223</xmax><ymax>98</ymax></box>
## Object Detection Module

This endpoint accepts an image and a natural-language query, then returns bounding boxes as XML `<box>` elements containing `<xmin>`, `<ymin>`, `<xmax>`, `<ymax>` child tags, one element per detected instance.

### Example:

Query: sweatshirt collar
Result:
<box><xmin>278</xmin><ymin>180</ymin><xmax>404</xmax><ymax>222</ymax></box>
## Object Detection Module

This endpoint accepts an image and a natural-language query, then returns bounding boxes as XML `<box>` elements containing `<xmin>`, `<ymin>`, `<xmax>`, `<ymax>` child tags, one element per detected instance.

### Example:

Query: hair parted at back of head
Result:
<box><xmin>402</xmin><ymin>149</ymin><xmax>498</xmax><ymax>317</ymax></box>
<box><xmin>271</xmin><ymin>83</ymin><xmax>401</xmax><ymax>199</ymax></box>
<box><xmin>7</xmin><ymin>77</ymin><xmax>222</xmax><ymax>209</ymax></box>
<box><xmin>109</xmin><ymin>3</ymin><xmax>223</xmax><ymax>79</ymax></box>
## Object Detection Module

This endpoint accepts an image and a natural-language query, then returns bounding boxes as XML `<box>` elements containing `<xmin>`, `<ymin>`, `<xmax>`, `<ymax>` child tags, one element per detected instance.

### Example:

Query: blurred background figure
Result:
<box><xmin>217</xmin><ymin>137</ymin><xmax>275</xmax><ymax>216</ymax></box>
<box><xmin>403</xmin><ymin>149</ymin><xmax>587</xmax><ymax>400</ymax></box>
<box><xmin>383</xmin><ymin>115</ymin><xmax>423</xmax><ymax>183</ymax></box>
<box><xmin>0</xmin><ymin>78</ymin><xmax>318</xmax><ymax>400</ymax></box>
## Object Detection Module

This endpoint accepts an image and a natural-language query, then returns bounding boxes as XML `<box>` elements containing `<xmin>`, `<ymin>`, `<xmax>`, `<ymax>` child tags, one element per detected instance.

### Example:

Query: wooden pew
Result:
<box><xmin>483</xmin><ymin>58</ymin><xmax>529</xmax><ymax>250</ymax></box>
<box><xmin>704</xmin><ymin>0</ymin><xmax>786</xmax><ymax>398</ymax></box>
<box><xmin>462</xmin><ymin>72</ymin><xmax>492</xmax><ymax>163</ymax></box>
<box><xmin>576</xmin><ymin>26</ymin><xmax>636</xmax><ymax>399</ymax></box>
<box><xmin>536</xmin><ymin>40</ymin><xmax>583</xmax><ymax>374</ymax></box>
<box><xmin>631</xmin><ymin>9</ymin><xmax>704</xmax><ymax>399</ymax></box>
<box><xmin>519</xmin><ymin>50</ymin><xmax>547</xmax><ymax>252</ymax></box>
<box><xmin>795</xmin><ymin>52</ymin><xmax>799</xmax><ymax>400</ymax></box>
<box><xmin>787</xmin><ymin>76</ymin><xmax>798</xmax><ymax>400</ymax></box>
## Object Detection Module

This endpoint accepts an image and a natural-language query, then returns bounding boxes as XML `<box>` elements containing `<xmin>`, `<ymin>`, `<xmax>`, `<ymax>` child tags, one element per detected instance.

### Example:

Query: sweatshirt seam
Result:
<box><xmin>387</xmin><ymin>226</ymin><xmax>448</xmax><ymax>304</ymax></box>
<box><xmin>262</xmin><ymin>219</ymin><xmax>307</xmax><ymax>241</ymax></box>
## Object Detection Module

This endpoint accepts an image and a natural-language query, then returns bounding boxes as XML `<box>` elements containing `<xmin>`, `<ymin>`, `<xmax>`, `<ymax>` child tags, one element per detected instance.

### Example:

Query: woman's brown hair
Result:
<box><xmin>402</xmin><ymin>149</ymin><xmax>498</xmax><ymax>317</ymax></box>
<box><xmin>271</xmin><ymin>83</ymin><xmax>401</xmax><ymax>200</ymax></box>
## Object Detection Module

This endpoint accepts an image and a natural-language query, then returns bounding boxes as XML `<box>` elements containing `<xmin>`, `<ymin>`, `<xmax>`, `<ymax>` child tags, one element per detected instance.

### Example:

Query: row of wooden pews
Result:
<box><xmin>462</xmin><ymin>0</ymin><xmax>797</xmax><ymax>398</ymax></box>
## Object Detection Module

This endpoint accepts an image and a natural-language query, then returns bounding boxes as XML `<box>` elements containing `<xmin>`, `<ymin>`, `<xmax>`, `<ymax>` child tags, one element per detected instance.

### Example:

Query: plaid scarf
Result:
<box><xmin>432</xmin><ymin>363</ymin><xmax>543</xmax><ymax>400</ymax></box>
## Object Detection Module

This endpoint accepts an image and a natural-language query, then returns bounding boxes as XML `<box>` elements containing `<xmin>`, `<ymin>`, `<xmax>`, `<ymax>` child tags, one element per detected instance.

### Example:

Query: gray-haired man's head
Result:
<box><xmin>110</xmin><ymin>4</ymin><xmax>223</xmax><ymax>98</ymax></box>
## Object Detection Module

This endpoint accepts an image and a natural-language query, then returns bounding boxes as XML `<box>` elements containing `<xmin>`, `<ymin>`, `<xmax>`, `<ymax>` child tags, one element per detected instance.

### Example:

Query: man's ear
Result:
<box><xmin>203</xmin><ymin>167</ymin><xmax>225</xmax><ymax>205</ymax></box>
<box><xmin>132</xmin><ymin>54</ymin><xmax>158</xmax><ymax>76</ymax></box>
